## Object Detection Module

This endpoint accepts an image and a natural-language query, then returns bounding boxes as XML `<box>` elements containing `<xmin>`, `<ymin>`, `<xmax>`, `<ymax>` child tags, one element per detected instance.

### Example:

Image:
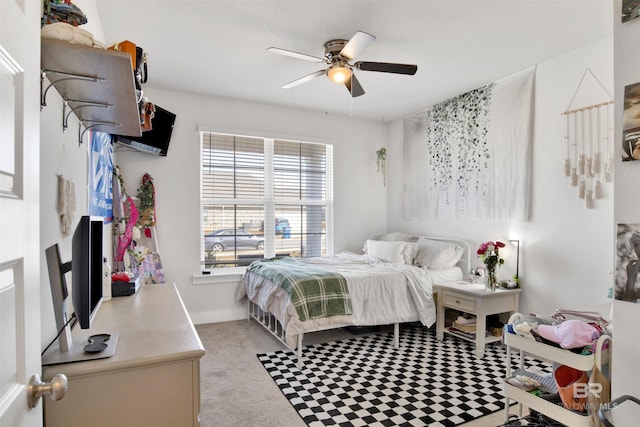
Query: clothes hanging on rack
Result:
<box><xmin>115</xmin><ymin>196</ymin><xmax>139</xmax><ymax>263</ymax></box>
<box><xmin>133</xmin><ymin>173</ymin><xmax>164</xmax><ymax>283</ymax></box>
<box><xmin>136</xmin><ymin>173</ymin><xmax>156</xmax><ymax>237</ymax></box>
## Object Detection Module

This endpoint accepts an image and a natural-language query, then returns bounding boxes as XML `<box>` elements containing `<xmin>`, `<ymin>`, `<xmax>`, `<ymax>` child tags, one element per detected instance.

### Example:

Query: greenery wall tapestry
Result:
<box><xmin>403</xmin><ymin>68</ymin><xmax>535</xmax><ymax>220</ymax></box>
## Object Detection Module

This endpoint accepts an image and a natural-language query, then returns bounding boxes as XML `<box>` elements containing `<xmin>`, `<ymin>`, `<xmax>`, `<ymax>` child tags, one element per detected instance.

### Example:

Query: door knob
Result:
<box><xmin>27</xmin><ymin>373</ymin><xmax>68</xmax><ymax>408</ymax></box>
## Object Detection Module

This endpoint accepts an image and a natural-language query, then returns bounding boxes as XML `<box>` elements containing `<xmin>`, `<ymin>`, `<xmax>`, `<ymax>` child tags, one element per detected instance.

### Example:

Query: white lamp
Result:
<box><xmin>508</xmin><ymin>239</ymin><xmax>520</xmax><ymax>280</ymax></box>
<box><xmin>327</xmin><ymin>64</ymin><xmax>352</xmax><ymax>84</ymax></box>
<box><xmin>498</xmin><ymin>238</ymin><xmax>520</xmax><ymax>281</ymax></box>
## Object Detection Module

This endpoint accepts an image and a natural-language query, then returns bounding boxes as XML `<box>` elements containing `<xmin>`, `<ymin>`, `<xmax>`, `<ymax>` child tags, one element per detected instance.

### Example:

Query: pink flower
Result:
<box><xmin>477</xmin><ymin>240</ymin><xmax>506</xmax><ymax>267</ymax></box>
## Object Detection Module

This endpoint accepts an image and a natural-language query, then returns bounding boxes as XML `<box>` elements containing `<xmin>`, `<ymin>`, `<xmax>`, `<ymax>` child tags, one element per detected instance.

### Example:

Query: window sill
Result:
<box><xmin>192</xmin><ymin>267</ymin><xmax>245</xmax><ymax>285</ymax></box>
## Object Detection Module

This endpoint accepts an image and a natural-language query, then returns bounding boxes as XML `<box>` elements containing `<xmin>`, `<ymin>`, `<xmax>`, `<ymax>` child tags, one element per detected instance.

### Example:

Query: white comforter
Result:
<box><xmin>238</xmin><ymin>252</ymin><xmax>462</xmax><ymax>348</ymax></box>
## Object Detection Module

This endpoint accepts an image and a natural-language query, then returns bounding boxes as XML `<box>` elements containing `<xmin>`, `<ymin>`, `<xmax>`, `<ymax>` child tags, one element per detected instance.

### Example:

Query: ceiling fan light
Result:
<box><xmin>327</xmin><ymin>65</ymin><xmax>352</xmax><ymax>84</ymax></box>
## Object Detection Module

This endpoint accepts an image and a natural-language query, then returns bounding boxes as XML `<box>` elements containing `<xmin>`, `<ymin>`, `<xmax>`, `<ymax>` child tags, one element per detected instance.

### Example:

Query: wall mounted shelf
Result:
<box><xmin>41</xmin><ymin>38</ymin><xmax>141</xmax><ymax>143</ymax></box>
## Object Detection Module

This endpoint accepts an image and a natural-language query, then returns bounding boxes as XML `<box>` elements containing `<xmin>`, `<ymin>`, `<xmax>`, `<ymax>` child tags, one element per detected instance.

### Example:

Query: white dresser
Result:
<box><xmin>42</xmin><ymin>283</ymin><xmax>205</xmax><ymax>427</ymax></box>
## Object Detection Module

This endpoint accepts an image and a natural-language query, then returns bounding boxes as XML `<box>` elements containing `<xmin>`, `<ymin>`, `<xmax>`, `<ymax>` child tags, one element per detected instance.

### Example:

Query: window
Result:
<box><xmin>201</xmin><ymin>131</ymin><xmax>333</xmax><ymax>268</ymax></box>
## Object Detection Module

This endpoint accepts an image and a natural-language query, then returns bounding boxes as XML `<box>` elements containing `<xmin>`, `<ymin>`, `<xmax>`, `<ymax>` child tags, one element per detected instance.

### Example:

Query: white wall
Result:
<box><xmin>37</xmin><ymin>0</ymin><xmax>619</xmax><ymax>357</ymax></box>
<box><xmin>386</xmin><ymin>36</ymin><xmax>614</xmax><ymax>317</ymax></box>
<box><xmin>39</xmin><ymin>0</ymin><xmax>111</xmax><ymax>347</ymax></box>
<box><xmin>39</xmin><ymin>30</ymin><xmax>615</xmax><ymax>333</ymax></box>
<box><xmin>612</xmin><ymin>0</ymin><xmax>640</xmax><ymax>422</ymax></box>
<box><xmin>114</xmin><ymin>88</ymin><xmax>387</xmax><ymax>323</ymax></box>
<box><xmin>34</xmin><ymin>0</ymin><xmax>640</xmax><ymax>421</ymax></box>
<box><xmin>39</xmin><ymin>90</ymin><xmax>87</xmax><ymax>346</ymax></box>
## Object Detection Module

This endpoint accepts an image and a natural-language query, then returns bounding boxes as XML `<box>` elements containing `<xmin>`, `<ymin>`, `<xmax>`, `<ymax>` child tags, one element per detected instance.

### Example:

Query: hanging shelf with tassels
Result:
<box><xmin>561</xmin><ymin>68</ymin><xmax>613</xmax><ymax>209</ymax></box>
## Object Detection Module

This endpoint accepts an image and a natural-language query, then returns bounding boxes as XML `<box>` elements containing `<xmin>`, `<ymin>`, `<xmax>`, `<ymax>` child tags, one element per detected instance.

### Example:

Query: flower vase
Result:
<box><xmin>486</xmin><ymin>268</ymin><xmax>497</xmax><ymax>291</ymax></box>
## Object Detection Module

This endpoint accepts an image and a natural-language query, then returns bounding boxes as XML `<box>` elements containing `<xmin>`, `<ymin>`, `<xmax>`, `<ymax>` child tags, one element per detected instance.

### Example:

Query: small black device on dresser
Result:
<box><xmin>112</xmin><ymin>275</ymin><xmax>141</xmax><ymax>297</ymax></box>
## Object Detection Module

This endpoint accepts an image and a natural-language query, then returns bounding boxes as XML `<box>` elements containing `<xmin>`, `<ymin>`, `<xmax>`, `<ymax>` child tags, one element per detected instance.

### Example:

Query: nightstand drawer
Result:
<box><xmin>442</xmin><ymin>291</ymin><xmax>476</xmax><ymax>312</ymax></box>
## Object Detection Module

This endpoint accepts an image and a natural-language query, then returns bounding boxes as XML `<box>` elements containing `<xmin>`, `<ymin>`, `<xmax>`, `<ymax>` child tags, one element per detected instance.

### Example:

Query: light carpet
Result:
<box><xmin>258</xmin><ymin>326</ymin><xmax>542</xmax><ymax>427</ymax></box>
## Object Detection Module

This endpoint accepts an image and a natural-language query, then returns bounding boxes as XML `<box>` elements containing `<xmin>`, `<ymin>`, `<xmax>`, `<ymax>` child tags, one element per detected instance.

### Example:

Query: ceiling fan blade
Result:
<box><xmin>340</xmin><ymin>31</ymin><xmax>376</xmax><ymax>60</ymax></box>
<box><xmin>344</xmin><ymin>73</ymin><xmax>365</xmax><ymax>97</ymax></box>
<box><xmin>355</xmin><ymin>61</ymin><xmax>418</xmax><ymax>75</ymax></box>
<box><xmin>266</xmin><ymin>47</ymin><xmax>326</xmax><ymax>63</ymax></box>
<box><xmin>282</xmin><ymin>69</ymin><xmax>326</xmax><ymax>89</ymax></box>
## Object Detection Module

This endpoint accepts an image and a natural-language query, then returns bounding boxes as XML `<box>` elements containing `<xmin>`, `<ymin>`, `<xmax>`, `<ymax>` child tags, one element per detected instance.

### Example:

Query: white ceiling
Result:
<box><xmin>95</xmin><ymin>0</ymin><xmax>612</xmax><ymax>121</ymax></box>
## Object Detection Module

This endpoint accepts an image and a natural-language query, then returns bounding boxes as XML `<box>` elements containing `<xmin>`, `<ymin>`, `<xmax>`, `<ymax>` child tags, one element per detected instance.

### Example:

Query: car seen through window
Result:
<box><xmin>204</xmin><ymin>229</ymin><xmax>265</xmax><ymax>253</ymax></box>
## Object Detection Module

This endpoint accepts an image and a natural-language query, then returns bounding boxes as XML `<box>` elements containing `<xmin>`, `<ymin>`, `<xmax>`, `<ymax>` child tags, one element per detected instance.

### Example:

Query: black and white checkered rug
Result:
<box><xmin>258</xmin><ymin>326</ymin><xmax>541</xmax><ymax>427</ymax></box>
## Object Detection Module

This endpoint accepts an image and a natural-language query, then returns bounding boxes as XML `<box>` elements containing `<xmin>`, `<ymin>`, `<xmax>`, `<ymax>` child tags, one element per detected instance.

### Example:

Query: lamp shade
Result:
<box><xmin>499</xmin><ymin>239</ymin><xmax>515</xmax><ymax>260</ymax></box>
<box><xmin>327</xmin><ymin>65</ymin><xmax>352</xmax><ymax>83</ymax></box>
<box><xmin>496</xmin><ymin>238</ymin><xmax>520</xmax><ymax>280</ymax></box>
<box><xmin>508</xmin><ymin>239</ymin><xmax>520</xmax><ymax>279</ymax></box>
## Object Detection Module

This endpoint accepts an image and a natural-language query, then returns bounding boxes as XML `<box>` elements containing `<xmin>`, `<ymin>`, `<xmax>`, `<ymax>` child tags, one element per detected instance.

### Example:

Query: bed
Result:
<box><xmin>237</xmin><ymin>234</ymin><xmax>471</xmax><ymax>367</ymax></box>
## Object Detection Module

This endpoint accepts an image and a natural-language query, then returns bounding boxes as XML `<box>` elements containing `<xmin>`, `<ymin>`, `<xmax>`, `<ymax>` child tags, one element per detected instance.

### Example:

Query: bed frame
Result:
<box><xmin>247</xmin><ymin>300</ymin><xmax>401</xmax><ymax>368</ymax></box>
<box><xmin>245</xmin><ymin>235</ymin><xmax>471</xmax><ymax>369</ymax></box>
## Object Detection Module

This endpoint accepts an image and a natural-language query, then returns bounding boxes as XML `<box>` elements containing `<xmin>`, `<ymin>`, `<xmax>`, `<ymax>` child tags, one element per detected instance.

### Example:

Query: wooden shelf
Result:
<box><xmin>41</xmin><ymin>38</ymin><xmax>141</xmax><ymax>140</ymax></box>
<box><xmin>444</xmin><ymin>326</ymin><xmax>502</xmax><ymax>344</ymax></box>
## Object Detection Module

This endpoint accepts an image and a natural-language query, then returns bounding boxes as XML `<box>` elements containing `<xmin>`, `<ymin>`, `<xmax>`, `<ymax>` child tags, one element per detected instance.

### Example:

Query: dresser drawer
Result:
<box><xmin>442</xmin><ymin>291</ymin><xmax>476</xmax><ymax>312</ymax></box>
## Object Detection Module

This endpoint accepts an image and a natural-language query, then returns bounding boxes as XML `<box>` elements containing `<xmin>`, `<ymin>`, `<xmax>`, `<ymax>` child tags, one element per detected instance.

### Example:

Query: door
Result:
<box><xmin>0</xmin><ymin>1</ymin><xmax>43</xmax><ymax>426</ymax></box>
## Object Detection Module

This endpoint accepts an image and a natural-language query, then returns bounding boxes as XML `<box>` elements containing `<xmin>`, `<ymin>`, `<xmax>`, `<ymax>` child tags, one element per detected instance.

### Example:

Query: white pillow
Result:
<box><xmin>414</xmin><ymin>238</ymin><xmax>463</xmax><ymax>269</ymax></box>
<box><xmin>364</xmin><ymin>240</ymin><xmax>418</xmax><ymax>264</ymax></box>
<box><xmin>377</xmin><ymin>232</ymin><xmax>414</xmax><ymax>242</ymax></box>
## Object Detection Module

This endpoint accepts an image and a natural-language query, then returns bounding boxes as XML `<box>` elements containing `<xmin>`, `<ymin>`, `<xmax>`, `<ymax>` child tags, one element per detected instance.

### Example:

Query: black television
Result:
<box><xmin>72</xmin><ymin>215</ymin><xmax>104</xmax><ymax>329</ymax></box>
<box><xmin>114</xmin><ymin>105</ymin><xmax>176</xmax><ymax>156</ymax></box>
<box><xmin>43</xmin><ymin>216</ymin><xmax>118</xmax><ymax>365</ymax></box>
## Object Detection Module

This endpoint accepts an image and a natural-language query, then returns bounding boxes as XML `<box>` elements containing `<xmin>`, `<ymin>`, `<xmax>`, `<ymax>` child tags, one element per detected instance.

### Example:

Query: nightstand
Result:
<box><xmin>433</xmin><ymin>281</ymin><xmax>522</xmax><ymax>357</ymax></box>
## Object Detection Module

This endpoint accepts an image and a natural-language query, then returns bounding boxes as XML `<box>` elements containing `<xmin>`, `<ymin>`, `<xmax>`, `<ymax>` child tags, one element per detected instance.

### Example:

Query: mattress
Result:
<box><xmin>238</xmin><ymin>251</ymin><xmax>462</xmax><ymax>348</ymax></box>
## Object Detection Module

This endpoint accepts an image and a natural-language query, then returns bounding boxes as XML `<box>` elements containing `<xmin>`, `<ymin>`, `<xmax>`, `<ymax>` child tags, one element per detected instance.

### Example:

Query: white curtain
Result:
<box><xmin>403</xmin><ymin>67</ymin><xmax>535</xmax><ymax>221</ymax></box>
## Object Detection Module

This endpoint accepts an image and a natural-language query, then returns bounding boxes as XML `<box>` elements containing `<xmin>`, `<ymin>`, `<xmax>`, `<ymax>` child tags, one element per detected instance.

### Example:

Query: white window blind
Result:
<box><xmin>201</xmin><ymin>131</ymin><xmax>333</xmax><ymax>269</ymax></box>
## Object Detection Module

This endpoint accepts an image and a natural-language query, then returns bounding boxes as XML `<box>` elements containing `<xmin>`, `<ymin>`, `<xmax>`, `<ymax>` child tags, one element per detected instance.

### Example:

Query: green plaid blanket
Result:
<box><xmin>246</xmin><ymin>258</ymin><xmax>352</xmax><ymax>322</ymax></box>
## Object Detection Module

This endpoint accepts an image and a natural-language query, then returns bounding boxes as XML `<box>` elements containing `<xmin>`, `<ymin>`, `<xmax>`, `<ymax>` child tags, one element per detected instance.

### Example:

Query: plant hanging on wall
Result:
<box><xmin>376</xmin><ymin>147</ymin><xmax>386</xmax><ymax>186</ymax></box>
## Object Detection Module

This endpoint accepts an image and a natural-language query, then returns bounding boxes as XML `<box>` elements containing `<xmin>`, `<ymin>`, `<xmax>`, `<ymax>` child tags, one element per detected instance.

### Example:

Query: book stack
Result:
<box><xmin>451</xmin><ymin>315</ymin><xmax>477</xmax><ymax>334</ymax></box>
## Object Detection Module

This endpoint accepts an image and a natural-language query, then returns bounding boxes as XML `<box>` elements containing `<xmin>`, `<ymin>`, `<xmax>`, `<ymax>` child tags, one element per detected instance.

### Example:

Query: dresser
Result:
<box><xmin>42</xmin><ymin>283</ymin><xmax>205</xmax><ymax>427</ymax></box>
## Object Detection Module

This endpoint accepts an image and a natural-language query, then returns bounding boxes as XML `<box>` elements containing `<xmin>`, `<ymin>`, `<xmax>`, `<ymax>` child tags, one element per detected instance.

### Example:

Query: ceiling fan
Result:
<box><xmin>266</xmin><ymin>31</ymin><xmax>417</xmax><ymax>97</ymax></box>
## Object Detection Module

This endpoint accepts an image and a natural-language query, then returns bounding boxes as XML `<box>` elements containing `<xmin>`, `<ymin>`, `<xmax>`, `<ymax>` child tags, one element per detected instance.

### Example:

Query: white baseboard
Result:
<box><xmin>190</xmin><ymin>307</ymin><xmax>247</xmax><ymax>325</ymax></box>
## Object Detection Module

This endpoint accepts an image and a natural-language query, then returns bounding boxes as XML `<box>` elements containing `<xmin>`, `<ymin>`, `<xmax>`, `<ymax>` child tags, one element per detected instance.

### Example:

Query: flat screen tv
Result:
<box><xmin>114</xmin><ymin>105</ymin><xmax>176</xmax><ymax>156</ymax></box>
<box><xmin>71</xmin><ymin>215</ymin><xmax>104</xmax><ymax>329</ymax></box>
<box><xmin>43</xmin><ymin>216</ymin><xmax>118</xmax><ymax>365</ymax></box>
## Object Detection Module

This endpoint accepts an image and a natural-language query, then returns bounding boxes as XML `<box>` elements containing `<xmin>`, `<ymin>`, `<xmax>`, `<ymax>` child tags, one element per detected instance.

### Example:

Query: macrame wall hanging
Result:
<box><xmin>562</xmin><ymin>69</ymin><xmax>614</xmax><ymax>209</ymax></box>
<box><xmin>56</xmin><ymin>145</ymin><xmax>76</xmax><ymax>237</ymax></box>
